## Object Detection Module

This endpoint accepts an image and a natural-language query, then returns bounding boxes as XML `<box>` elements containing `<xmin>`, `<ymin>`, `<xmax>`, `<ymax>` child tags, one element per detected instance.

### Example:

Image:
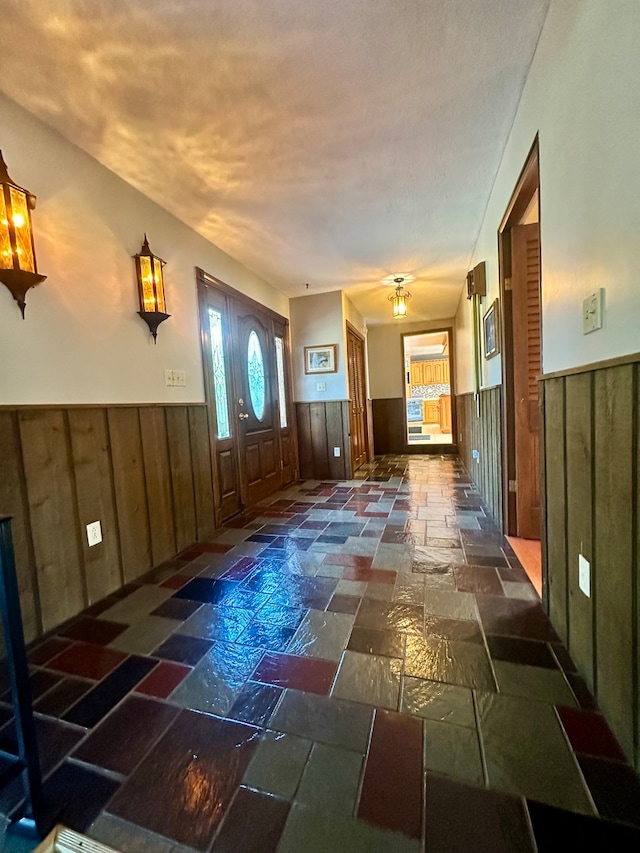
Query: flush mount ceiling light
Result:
<box><xmin>0</xmin><ymin>150</ymin><xmax>47</xmax><ymax>317</ymax></box>
<box><xmin>134</xmin><ymin>234</ymin><xmax>170</xmax><ymax>342</ymax></box>
<box><xmin>388</xmin><ymin>276</ymin><xmax>411</xmax><ymax>319</ymax></box>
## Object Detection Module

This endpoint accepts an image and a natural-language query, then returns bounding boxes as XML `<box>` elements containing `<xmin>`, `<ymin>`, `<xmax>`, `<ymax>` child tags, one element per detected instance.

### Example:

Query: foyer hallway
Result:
<box><xmin>3</xmin><ymin>456</ymin><xmax>640</xmax><ymax>851</ymax></box>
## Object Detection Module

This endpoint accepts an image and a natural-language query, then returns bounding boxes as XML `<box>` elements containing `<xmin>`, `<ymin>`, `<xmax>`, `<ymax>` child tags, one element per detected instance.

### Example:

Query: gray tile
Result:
<box><xmin>295</xmin><ymin>744</ymin><xmax>363</xmax><ymax>816</ymax></box>
<box><xmin>493</xmin><ymin>661</ymin><xmax>577</xmax><ymax>707</ymax></box>
<box><xmin>502</xmin><ymin>581</ymin><xmax>540</xmax><ymax>601</ymax></box>
<box><xmin>476</xmin><ymin>691</ymin><xmax>595</xmax><ymax>813</ymax></box>
<box><xmin>242</xmin><ymin>730</ymin><xmax>311</xmax><ymax>799</ymax></box>
<box><xmin>89</xmin><ymin>813</ymin><xmax>176</xmax><ymax>853</ymax></box>
<box><xmin>423</xmin><ymin>719</ymin><xmax>484</xmax><ymax>784</ymax></box>
<box><xmin>287</xmin><ymin>610</ymin><xmax>354</xmax><ymax>661</ymax></box>
<box><xmin>271</xmin><ymin>689</ymin><xmax>373</xmax><ymax>752</ymax></box>
<box><xmin>401</xmin><ymin>677</ymin><xmax>476</xmax><ymax>727</ymax></box>
<box><xmin>423</xmin><ymin>589</ymin><xmax>477</xmax><ymax>621</ymax></box>
<box><xmin>101</xmin><ymin>586</ymin><xmax>174</xmax><ymax>624</ymax></box>
<box><xmin>278</xmin><ymin>804</ymin><xmax>420</xmax><ymax>853</ymax></box>
<box><xmin>108</xmin><ymin>616</ymin><xmax>177</xmax><ymax>656</ymax></box>
<box><xmin>180</xmin><ymin>604</ymin><xmax>254</xmax><ymax>642</ymax></box>
<box><xmin>405</xmin><ymin>636</ymin><xmax>496</xmax><ymax>690</ymax></box>
<box><xmin>335</xmin><ymin>580</ymin><xmax>368</xmax><ymax>596</ymax></box>
<box><xmin>363</xmin><ymin>583</ymin><xmax>395</xmax><ymax>602</ymax></box>
<box><xmin>332</xmin><ymin>651</ymin><xmax>401</xmax><ymax>710</ymax></box>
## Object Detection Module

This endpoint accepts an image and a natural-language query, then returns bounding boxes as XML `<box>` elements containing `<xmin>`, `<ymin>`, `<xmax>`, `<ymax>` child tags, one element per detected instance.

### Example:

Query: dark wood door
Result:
<box><xmin>347</xmin><ymin>324</ymin><xmax>368</xmax><ymax>471</ymax></box>
<box><xmin>232</xmin><ymin>310</ymin><xmax>281</xmax><ymax>506</ymax></box>
<box><xmin>198</xmin><ymin>273</ymin><xmax>296</xmax><ymax>521</ymax></box>
<box><xmin>512</xmin><ymin>222</ymin><xmax>541</xmax><ymax>539</ymax></box>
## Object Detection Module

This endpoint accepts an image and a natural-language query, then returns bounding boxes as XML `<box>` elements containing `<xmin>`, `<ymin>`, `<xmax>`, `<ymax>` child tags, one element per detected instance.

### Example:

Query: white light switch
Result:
<box><xmin>578</xmin><ymin>553</ymin><xmax>590</xmax><ymax>597</ymax></box>
<box><xmin>333</xmin><ymin>447</ymin><xmax>341</xmax><ymax>457</ymax></box>
<box><xmin>582</xmin><ymin>289</ymin><xmax>603</xmax><ymax>334</ymax></box>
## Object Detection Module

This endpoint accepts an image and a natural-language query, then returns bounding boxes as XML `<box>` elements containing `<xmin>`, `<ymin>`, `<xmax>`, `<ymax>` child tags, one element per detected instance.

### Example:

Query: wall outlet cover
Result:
<box><xmin>333</xmin><ymin>447</ymin><xmax>341</xmax><ymax>457</ymax></box>
<box><xmin>86</xmin><ymin>521</ymin><xmax>102</xmax><ymax>547</ymax></box>
<box><xmin>316</xmin><ymin>382</ymin><xmax>326</xmax><ymax>392</ymax></box>
<box><xmin>578</xmin><ymin>553</ymin><xmax>590</xmax><ymax>597</ymax></box>
<box><xmin>582</xmin><ymin>288</ymin><xmax>603</xmax><ymax>334</ymax></box>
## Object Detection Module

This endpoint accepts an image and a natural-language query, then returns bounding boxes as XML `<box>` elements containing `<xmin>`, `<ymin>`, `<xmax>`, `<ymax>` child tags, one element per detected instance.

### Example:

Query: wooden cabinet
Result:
<box><xmin>410</xmin><ymin>359</ymin><xmax>450</xmax><ymax>386</ymax></box>
<box><xmin>439</xmin><ymin>395</ymin><xmax>452</xmax><ymax>433</ymax></box>
<box><xmin>423</xmin><ymin>400</ymin><xmax>440</xmax><ymax>424</ymax></box>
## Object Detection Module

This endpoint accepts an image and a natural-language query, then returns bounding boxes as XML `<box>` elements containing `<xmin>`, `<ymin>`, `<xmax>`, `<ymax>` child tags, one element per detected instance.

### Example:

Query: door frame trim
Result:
<box><xmin>345</xmin><ymin>320</ymin><xmax>370</xmax><ymax>469</ymax></box>
<box><xmin>400</xmin><ymin>326</ymin><xmax>457</xmax><ymax>454</ymax></box>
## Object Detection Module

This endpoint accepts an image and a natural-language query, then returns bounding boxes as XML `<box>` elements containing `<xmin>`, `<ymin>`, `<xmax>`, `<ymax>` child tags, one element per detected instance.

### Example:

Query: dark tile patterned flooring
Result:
<box><xmin>2</xmin><ymin>455</ymin><xmax>640</xmax><ymax>851</ymax></box>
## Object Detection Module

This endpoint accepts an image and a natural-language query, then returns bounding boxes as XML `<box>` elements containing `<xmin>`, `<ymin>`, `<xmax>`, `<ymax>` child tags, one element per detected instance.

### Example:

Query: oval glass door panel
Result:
<box><xmin>247</xmin><ymin>330</ymin><xmax>266</xmax><ymax>420</ymax></box>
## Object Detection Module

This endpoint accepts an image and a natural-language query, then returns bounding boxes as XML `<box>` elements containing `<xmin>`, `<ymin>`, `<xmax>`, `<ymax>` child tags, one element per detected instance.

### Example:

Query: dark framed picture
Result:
<box><xmin>304</xmin><ymin>344</ymin><xmax>337</xmax><ymax>374</ymax></box>
<box><xmin>483</xmin><ymin>299</ymin><xmax>500</xmax><ymax>359</ymax></box>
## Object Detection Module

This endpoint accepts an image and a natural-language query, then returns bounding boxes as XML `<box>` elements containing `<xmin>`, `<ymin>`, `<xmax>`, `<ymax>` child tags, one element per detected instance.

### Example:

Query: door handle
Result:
<box><xmin>239</xmin><ymin>413</ymin><xmax>249</xmax><ymax>420</ymax></box>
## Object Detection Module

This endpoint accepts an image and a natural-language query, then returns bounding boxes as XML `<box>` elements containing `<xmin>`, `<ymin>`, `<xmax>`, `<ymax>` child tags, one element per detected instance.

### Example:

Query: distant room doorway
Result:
<box><xmin>402</xmin><ymin>330</ymin><xmax>453</xmax><ymax>447</ymax></box>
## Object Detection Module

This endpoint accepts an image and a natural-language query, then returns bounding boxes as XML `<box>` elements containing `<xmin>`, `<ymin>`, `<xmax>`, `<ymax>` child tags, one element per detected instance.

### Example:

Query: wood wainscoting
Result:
<box><xmin>294</xmin><ymin>401</ymin><xmax>352</xmax><ymax>480</ymax></box>
<box><xmin>455</xmin><ymin>387</ymin><xmax>503</xmax><ymax>529</ymax></box>
<box><xmin>541</xmin><ymin>353</ymin><xmax>640</xmax><ymax>768</ymax></box>
<box><xmin>0</xmin><ymin>404</ymin><xmax>216</xmax><ymax>642</ymax></box>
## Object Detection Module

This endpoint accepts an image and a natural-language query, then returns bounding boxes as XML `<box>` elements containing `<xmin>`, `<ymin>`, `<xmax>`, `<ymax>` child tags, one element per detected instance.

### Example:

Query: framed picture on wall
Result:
<box><xmin>304</xmin><ymin>344</ymin><xmax>337</xmax><ymax>374</ymax></box>
<box><xmin>483</xmin><ymin>299</ymin><xmax>500</xmax><ymax>359</ymax></box>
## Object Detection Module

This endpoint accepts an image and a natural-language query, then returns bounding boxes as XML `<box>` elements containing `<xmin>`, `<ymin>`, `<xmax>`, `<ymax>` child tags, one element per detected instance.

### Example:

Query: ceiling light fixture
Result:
<box><xmin>0</xmin><ymin>150</ymin><xmax>47</xmax><ymax>317</ymax></box>
<box><xmin>389</xmin><ymin>277</ymin><xmax>411</xmax><ymax>319</ymax></box>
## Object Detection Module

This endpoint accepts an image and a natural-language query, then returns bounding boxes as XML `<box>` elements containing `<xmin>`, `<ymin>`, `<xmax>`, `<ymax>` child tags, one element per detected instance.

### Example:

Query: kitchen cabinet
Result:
<box><xmin>423</xmin><ymin>400</ymin><xmax>440</xmax><ymax>423</ymax></box>
<box><xmin>439</xmin><ymin>395</ymin><xmax>452</xmax><ymax>432</ymax></box>
<box><xmin>410</xmin><ymin>359</ymin><xmax>450</xmax><ymax>386</ymax></box>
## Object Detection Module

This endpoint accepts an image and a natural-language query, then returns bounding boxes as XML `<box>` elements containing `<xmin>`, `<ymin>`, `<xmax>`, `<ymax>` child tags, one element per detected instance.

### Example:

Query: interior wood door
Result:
<box><xmin>511</xmin><ymin>222</ymin><xmax>541</xmax><ymax>538</ymax></box>
<box><xmin>347</xmin><ymin>325</ymin><xmax>368</xmax><ymax>471</ymax></box>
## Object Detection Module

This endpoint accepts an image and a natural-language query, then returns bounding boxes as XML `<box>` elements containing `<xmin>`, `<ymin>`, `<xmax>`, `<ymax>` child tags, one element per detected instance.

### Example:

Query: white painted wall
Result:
<box><xmin>0</xmin><ymin>93</ymin><xmax>288</xmax><ymax>405</ymax></box>
<box><xmin>456</xmin><ymin>0</ymin><xmax>640</xmax><ymax>392</ymax></box>
<box><xmin>290</xmin><ymin>291</ymin><xmax>348</xmax><ymax>401</ymax></box>
<box><xmin>368</xmin><ymin>319</ymin><xmax>455</xmax><ymax>399</ymax></box>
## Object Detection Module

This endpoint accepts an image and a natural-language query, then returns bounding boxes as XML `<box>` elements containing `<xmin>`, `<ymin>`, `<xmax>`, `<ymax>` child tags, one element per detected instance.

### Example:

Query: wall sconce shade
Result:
<box><xmin>0</xmin><ymin>150</ymin><xmax>46</xmax><ymax>317</ymax></box>
<box><xmin>134</xmin><ymin>235</ymin><xmax>170</xmax><ymax>341</ymax></box>
<box><xmin>389</xmin><ymin>279</ymin><xmax>411</xmax><ymax>319</ymax></box>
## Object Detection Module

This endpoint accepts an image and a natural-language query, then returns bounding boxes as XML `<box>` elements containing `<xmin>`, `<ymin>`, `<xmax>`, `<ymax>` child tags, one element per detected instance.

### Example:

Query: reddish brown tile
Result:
<box><xmin>160</xmin><ymin>574</ymin><xmax>193</xmax><ymax>590</ymax></box>
<box><xmin>211</xmin><ymin>787</ymin><xmax>289</xmax><ymax>852</ymax></box>
<box><xmin>252</xmin><ymin>653</ymin><xmax>337</xmax><ymax>695</ymax></box>
<box><xmin>358</xmin><ymin>709</ymin><xmax>423</xmax><ymax>839</ymax></box>
<box><xmin>47</xmin><ymin>642</ymin><xmax>128</xmax><ymax>680</ymax></box>
<box><xmin>557</xmin><ymin>707</ymin><xmax>628</xmax><ymax>763</ymax></box>
<box><xmin>107</xmin><ymin>709</ymin><xmax>258</xmax><ymax>850</ymax></box>
<box><xmin>60</xmin><ymin>617</ymin><xmax>129</xmax><ymax>645</ymax></box>
<box><xmin>323</xmin><ymin>554</ymin><xmax>374</xmax><ymax>569</ymax></box>
<box><xmin>34</xmin><ymin>676</ymin><xmax>94</xmax><ymax>717</ymax></box>
<box><xmin>135</xmin><ymin>661</ymin><xmax>192</xmax><ymax>699</ymax></box>
<box><xmin>342</xmin><ymin>567</ymin><xmax>396</xmax><ymax>584</ymax></box>
<box><xmin>221</xmin><ymin>557</ymin><xmax>259</xmax><ymax>581</ymax></box>
<box><xmin>28</xmin><ymin>636</ymin><xmax>74</xmax><ymax>666</ymax></box>
<box><xmin>454</xmin><ymin>565</ymin><xmax>504</xmax><ymax>595</ymax></box>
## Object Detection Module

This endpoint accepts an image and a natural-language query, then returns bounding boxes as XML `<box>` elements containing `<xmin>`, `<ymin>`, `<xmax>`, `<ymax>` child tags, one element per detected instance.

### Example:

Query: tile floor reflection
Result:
<box><xmin>2</xmin><ymin>455</ymin><xmax>640</xmax><ymax>851</ymax></box>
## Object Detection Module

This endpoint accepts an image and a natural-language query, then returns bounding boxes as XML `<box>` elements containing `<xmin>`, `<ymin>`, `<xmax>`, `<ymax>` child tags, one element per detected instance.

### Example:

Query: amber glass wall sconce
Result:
<box><xmin>134</xmin><ymin>234</ymin><xmax>170</xmax><ymax>342</ymax></box>
<box><xmin>0</xmin><ymin>150</ymin><xmax>47</xmax><ymax>317</ymax></box>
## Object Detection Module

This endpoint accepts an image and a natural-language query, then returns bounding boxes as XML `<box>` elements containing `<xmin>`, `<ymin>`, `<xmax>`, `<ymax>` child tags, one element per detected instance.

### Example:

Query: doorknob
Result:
<box><xmin>239</xmin><ymin>412</ymin><xmax>249</xmax><ymax>419</ymax></box>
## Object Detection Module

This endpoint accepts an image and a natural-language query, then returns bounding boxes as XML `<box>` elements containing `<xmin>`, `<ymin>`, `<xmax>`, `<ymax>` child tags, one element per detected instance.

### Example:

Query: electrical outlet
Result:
<box><xmin>165</xmin><ymin>368</ymin><xmax>174</xmax><ymax>386</ymax></box>
<box><xmin>578</xmin><ymin>553</ymin><xmax>590</xmax><ymax>597</ymax></box>
<box><xmin>333</xmin><ymin>447</ymin><xmax>341</xmax><ymax>457</ymax></box>
<box><xmin>165</xmin><ymin>369</ymin><xmax>187</xmax><ymax>387</ymax></box>
<box><xmin>86</xmin><ymin>521</ymin><xmax>102</xmax><ymax>547</ymax></box>
<box><xmin>316</xmin><ymin>382</ymin><xmax>326</xmax><ymax>392</ymax></box>
<box><xmin>472</xmin><ymin>449</ymin><xmax>480</xmax><ymax>464</ymax></box>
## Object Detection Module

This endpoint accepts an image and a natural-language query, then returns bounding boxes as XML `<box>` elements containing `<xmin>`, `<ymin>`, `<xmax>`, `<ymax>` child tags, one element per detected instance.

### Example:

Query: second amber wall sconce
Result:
<box><xmin>0</xmin><ymin>150</ymin><xmax>47</xmax><ymax>317</ymax></box>
<box><xmin>134</xmin><ymin>234</ymin><xmax>170</xmax><ymax>342</ymax></box>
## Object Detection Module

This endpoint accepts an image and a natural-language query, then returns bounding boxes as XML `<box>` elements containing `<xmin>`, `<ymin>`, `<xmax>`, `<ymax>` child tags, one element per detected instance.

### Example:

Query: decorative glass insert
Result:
<box><xmin>275</xmin><ymin>336</ymin><xmax>288</xmax><ymax>428</ymax></box>
<box><xmin>208</xmin><ymin>308</ymin><xmax>230</xmax><ymax>439</ymax></box>
<box><xmin>247</xmin><ymin>330</ymin><xmax>266</xmax><ymax>420</ymax></box>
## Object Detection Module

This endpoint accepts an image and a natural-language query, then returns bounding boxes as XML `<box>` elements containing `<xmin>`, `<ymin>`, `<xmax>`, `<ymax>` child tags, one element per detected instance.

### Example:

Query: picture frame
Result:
<box><xmin>304</xmin><ymin>344</ymin><xmax>337</xmax><ymax>374</ymax></box>
<box><xmin>483</xmin><ymin>299</ymin><xmax>500</xmax><ymax>359</ymax></box>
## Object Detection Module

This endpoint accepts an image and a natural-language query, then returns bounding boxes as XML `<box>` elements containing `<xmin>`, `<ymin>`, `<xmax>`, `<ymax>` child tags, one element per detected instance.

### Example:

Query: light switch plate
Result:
<box><xmin>578</xmin><ymin>553</ymin><xmax>590</xmax><ymax>597</ymax></box>
<box><xmin>582</xmin><ymin>289</ymin><xmax>603</xmax><ymax>334</ymax></box>
<box><xmin>86</xmin><ymin>521</ymin><xmax>102</xmax><ymax>547</ymax></box>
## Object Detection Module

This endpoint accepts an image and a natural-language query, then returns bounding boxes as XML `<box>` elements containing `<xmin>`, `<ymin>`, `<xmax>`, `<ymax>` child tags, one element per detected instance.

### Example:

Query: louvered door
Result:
<box><xmin>511</xmin><ymin>223</ymin><xmax>541</xmax><ymax>538</ymax></box>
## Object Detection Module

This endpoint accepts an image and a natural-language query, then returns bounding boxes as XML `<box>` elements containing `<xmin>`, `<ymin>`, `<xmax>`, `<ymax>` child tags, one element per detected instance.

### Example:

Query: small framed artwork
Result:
<box><xmin>304</xmin><ymin>344</ymin><xmax>337</xmax><ymax>374</ymax></box>
<box><xmin>483</xmin><ymin>299</ymin><xmax>500</xmax><ymax>359</ymax></box>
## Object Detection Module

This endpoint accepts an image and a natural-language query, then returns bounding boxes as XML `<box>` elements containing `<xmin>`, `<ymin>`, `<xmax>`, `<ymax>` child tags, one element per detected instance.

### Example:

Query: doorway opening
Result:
<box><xmin>498</xmin><ymin>138</ymin><xmax>542</xmax><ymax>594</ymax></box>
<box><xmin>402</xmin><ymin>330</ymin><xmax>453</xmax><ymax>446</ymax></box>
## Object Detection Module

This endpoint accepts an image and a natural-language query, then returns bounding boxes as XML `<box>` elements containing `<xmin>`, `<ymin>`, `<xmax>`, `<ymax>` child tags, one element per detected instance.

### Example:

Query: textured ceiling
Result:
<box><xmin>0</xmin><ymin>0</ymin><xmax>550</xmax><ymax>324</ymax></box>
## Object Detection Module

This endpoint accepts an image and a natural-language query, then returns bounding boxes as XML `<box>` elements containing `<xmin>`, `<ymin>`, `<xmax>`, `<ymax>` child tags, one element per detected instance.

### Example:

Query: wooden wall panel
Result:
<box><xmin>371</xmin><ymin>398</ymin><xmax>405</xmax><ymax>455</ymax></box>
<box><xmin>188</xmin><ymin>407</ymin><xmax>216</xmax><ymax>541</ymax></box>
<box><xmin>543</xmin><ymin>378</ymin><xmax>567</xmax><ymax>642</ymax></box>
<box><xmin>166</xmin><ymin>407</ymin><xmax>197</xmax><ymax>552</ymax></box>
<box><xmin>19</xmin><ymin>411</ymin><xmax>85</xmax><ymax>632</ymax></box>
<box><xmin>455</xmin><ymin>389</ymin><xmax>502</xmax><ymax>529</ymax></box>
<box><xmin>636</xmin><ymin>371</ymin><xmax>640</xmax><ymax>771</ymax></box>
<box><xmin>295</xmin><ymin>401</ymin><xmax>350</xmax><ymax>480</ymax></box>
<box><xmin>565</xmin><ymin>374</ymin><xmax>594</xmax><ymax>688</ymax></box>
<box><xmin>139</xmin><ymin>407</ymin><xmax>176</xmax><ymax>566</ymax></box>
<box><xmin>108</xmin><ymin>408</ymin><xmax>152</xmax><ymax>583</ymax></box>
<box><xmin>594</xmin><ymin>366</ymin><xmax>634</xmax><ymax>759</ymax></box>
<box><xmin>68</xmin><ymin>409</ymin><xmax>122</xmax><ymax>604</ymax></box>
<box><xmin>0</xmin><ymin>412</ymin><xmax>40</xmax><ymax>642</ymax></box>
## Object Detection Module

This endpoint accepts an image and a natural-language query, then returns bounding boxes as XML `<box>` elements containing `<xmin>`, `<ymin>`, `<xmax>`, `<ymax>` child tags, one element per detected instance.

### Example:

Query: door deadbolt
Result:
<box><xmin>238</xmin><ymin>398</ymin><xmax>244</xmax><ymax>406</ymax></box>
<box><xmin>239</xmin><ymin>412</ymin><xmax>249</xmax><ymax>419</ymax></box>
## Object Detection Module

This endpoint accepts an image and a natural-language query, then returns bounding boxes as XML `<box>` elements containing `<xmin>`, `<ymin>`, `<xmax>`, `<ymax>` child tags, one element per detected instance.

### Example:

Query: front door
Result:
<box><xmin>198</xmin><ymin>272</ymin><xmax>296</xmax><ymax>522</ymax></box>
